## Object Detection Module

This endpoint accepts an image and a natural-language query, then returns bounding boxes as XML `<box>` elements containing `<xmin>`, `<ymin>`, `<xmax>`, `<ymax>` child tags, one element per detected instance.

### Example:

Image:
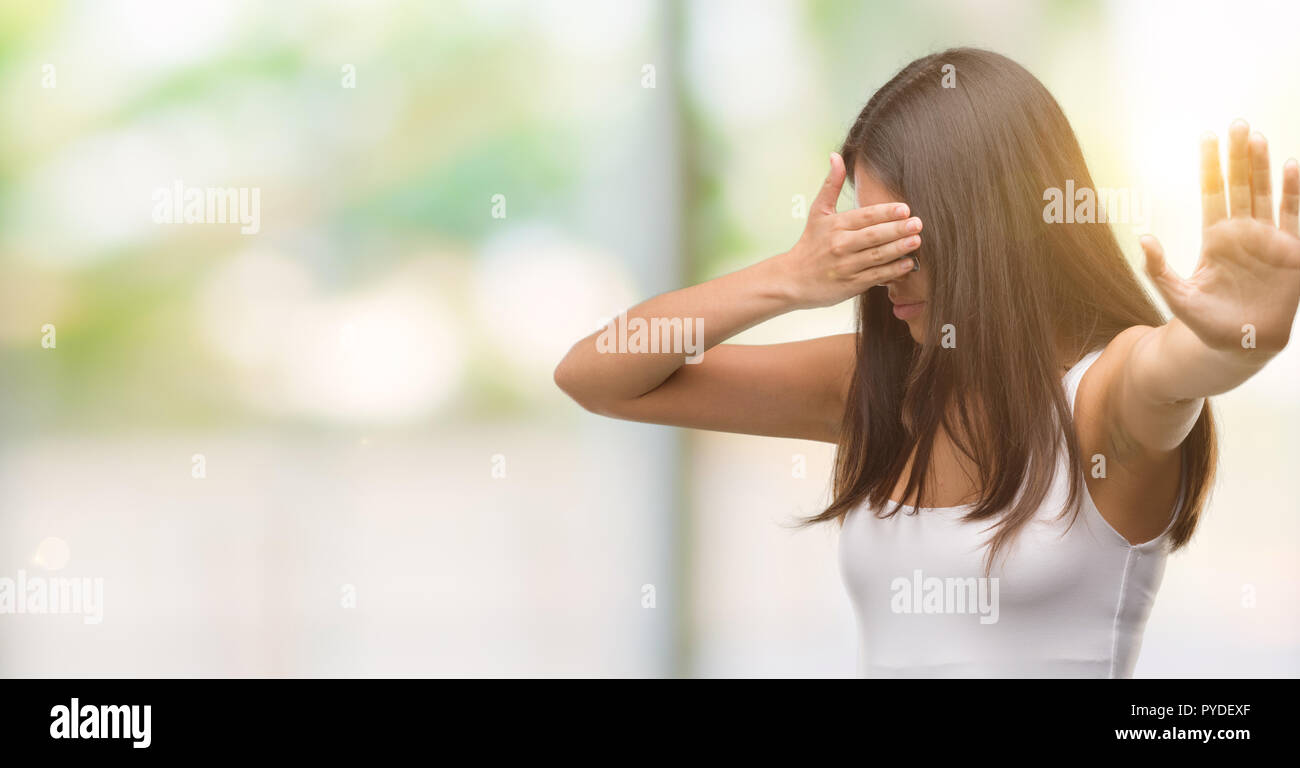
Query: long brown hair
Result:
<box><xmin>807</xmin><ymin>48</ymin><xmax>1216</xmax><ymax>570</ymax></box>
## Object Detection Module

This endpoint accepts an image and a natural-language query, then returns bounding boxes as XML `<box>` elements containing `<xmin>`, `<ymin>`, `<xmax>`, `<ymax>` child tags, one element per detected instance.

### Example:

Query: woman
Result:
<box><xmin>553</xmin><ymin>48</ymin><xmax>1300</xmax><ymax>677</ymax></box>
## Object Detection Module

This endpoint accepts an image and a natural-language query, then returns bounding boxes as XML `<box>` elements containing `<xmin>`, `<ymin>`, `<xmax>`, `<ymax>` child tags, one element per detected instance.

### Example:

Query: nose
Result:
<box><xmin>882</xmin><ymin>260</ymin><xmax>914</xmax><ymax>286</ymax></box>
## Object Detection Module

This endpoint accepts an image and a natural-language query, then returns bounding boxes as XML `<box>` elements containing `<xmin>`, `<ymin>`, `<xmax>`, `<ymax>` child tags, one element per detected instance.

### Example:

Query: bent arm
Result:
<box><xmin>554</xmin><ymin>257</ymin><xmax>797</xmax><ymax>407</ymax></box>
<box><xmin>555</xmin><ymin>153</ymin><xmax>920</xmax><ymax>443</ymax></box>
<box><xmin>553</xmin><ymin>257</ymin><xmax>857</xmax><ymax>443</ymax></box>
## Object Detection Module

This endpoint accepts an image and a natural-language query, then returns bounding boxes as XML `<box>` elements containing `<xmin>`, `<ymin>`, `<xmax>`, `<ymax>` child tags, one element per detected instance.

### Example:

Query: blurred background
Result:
<box><xmin>0</xmin><ymin>0</ymin><xmax>1296</xmax><ymax>677</ymax></box>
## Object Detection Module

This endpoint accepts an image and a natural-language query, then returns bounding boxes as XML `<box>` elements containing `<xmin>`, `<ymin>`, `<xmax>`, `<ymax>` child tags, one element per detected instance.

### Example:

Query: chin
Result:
<box><xmin>905</xmin><ymin>319</ymin><xmax>925</xmax><ymax>343</ymax></box>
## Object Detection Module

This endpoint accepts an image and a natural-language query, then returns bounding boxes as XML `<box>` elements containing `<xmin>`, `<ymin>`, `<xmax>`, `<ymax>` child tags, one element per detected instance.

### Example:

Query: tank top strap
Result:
<box><xmin>1062</xmin><ymin>344</ymin><xmax>1184</xmax><ymax>548</ymax></box>
<box><xmin>1064</xmin><ymin>348</ymin><xmax>1105</xmax><ymax>416</ymax></box>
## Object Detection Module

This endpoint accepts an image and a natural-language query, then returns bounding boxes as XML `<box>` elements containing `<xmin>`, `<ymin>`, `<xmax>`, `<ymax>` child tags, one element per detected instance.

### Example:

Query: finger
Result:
<box><xmin>1249</xmin><ymin>132</ymin><xmax>1274</xmax><ymax>224</ymax></box>
<box><xmin>837</xmin><ymin>201</ymin><xmax>910</xmax><ymax>229</ymax></box>
<box><xmin>1201</xmin><ymin>133</ymin><xmax>1227</xmax><ymax>228</ymax></box>
<box><xmin>1281</xmin><ymin>158</ymin><xmax>1299</xmax><ymax>236</ymax></box>
<box><xmin>1140</xmin><ymin>235</ymin><xmax>1192</xmax><ymax>317</ymax></box>
<box><xmin>1227</xmin><ymin>120</ymin><xmax>1252</xmax><ymax>218</ymax></box>
<box><xmin>857</xmin><ymin>252</ymin><xmax>920</xmax><ymax>286</ymax></box>
<box><xmin>835</xmin><ymin>216</ymin><xmax>921</xmax><ymax>253</ymax></box>
<box><xmin>812</xmin><ymin>152</ymin><xmax>847</xmax><ymax>216</ymax></box>
<box><xmin>846</xmin><ymin>233</ymin><xmax>922</xmax><ymax>272</ymax></box>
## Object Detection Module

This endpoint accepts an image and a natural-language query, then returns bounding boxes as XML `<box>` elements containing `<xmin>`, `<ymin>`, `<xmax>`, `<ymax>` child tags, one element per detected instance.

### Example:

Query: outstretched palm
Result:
<box><xmin>1141</xmin><ymin>121</ymin><xmax>1300</xmax><ymax>354</ymax></box>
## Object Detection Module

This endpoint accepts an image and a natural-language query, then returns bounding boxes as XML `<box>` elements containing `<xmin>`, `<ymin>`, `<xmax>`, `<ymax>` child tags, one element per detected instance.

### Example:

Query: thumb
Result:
<box><xmin>811</xmin><ymin>152</ymin><xmax>847</xmax><ymax>216</ymax></box>
<box><xmin>1140</xmin><ymin>235</ymin><xmax>1191</xmax><ymax>316</ymax></box>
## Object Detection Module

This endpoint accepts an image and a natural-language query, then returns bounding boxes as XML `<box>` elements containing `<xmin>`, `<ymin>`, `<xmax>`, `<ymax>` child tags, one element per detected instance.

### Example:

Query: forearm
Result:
<box><xmin>554</xmin><ymin>159</ymin><xmax>918</xmax><ymax>411</ymax></box>
<box><xmin>1129</xmin><ymin>318</ymin><xmax>1275</xmax><ymax>404</ymax></box>
<box><xmin>554</xmin><ymin>257</ymin><xmax>798</xmax><ymax>405</ymax></box>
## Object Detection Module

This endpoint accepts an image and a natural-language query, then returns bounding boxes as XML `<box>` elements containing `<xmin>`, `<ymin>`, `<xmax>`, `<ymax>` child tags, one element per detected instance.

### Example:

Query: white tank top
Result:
<box><xmin>838</xmin><ymin>349</ymin><xmax>1183</xmax><ymax>678</ymax></box>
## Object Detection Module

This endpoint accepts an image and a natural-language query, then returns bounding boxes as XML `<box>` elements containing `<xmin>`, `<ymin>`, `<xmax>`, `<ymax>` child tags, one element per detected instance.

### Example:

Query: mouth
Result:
<box><xmin>889</xmin><ymin>298</ymin><xmax>925</xmax><ymax>321</ymax></box>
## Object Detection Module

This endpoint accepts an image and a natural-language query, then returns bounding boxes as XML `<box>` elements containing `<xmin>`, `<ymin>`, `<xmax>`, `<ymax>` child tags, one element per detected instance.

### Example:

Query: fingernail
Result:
<box><xmin>894</xmin><ymin>204</ymin><xmax>908</xmax><ymax>217</ymax></box>
<box><xmin>906</xmin><ymin>217</ymin><xmax>922</xmax><ymax>232</ymax></box>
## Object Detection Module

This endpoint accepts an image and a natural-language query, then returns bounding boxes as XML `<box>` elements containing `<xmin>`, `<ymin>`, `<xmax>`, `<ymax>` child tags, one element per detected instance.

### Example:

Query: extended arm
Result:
<box><xmin>1114</xmin><ymin>122</ymin><xmax>1299</xmax><ymax>453</ymax></box>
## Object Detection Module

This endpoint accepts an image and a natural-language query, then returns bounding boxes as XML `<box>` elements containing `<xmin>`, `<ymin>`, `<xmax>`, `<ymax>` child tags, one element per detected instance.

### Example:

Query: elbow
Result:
<box><xmin>553</xmin><ymin>355</ymin><xmax>582</xmax><ymax>401</ymax></box>
<box><xmin>553</xmin><ymin>356</ymin><xmax>607</xmax><ymax>415</ymax></box>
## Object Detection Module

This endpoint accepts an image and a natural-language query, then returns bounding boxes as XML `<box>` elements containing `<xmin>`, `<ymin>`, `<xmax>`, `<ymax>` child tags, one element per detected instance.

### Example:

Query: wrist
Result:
<box><xmin>1211</xmin><ymin>342</ymin><xmax>1278</xmax><ymax>371</ymax></box>
<box><xmin>1186</xmin><ymin>324</ymin><xmax>1282</xmax><ymax>367</ymax></box>
<box><xmin>754</xmin><ymin>250</ymin><xmax>809</xmax><ymax>311</ymax></box>
<box><xmin>1160</xmin><ymin>319</ymin><xmax>1277</xmax><ymax>397</ymax></box>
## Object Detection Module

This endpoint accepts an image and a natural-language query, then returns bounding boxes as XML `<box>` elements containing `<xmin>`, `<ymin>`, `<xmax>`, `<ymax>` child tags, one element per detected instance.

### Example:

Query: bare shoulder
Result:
<box><xmin>1075</xmin><ymin>326</ymin><xmax>1157</xmax><ymax>417</ymax></box>
<box><xmin>1073</xmin><ymin>325</ymin><xmax>1182</xmax><ymax>545</ymax></box>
